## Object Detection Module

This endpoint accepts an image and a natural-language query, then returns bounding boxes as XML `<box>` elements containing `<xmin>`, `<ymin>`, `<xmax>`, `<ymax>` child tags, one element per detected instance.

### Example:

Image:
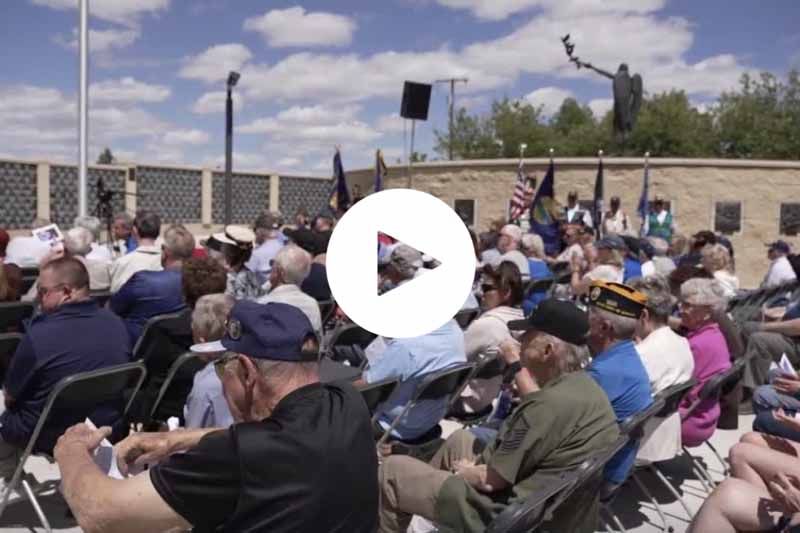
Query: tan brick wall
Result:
<box><xmin>347</xmin><ymin>158</ymin><xmax>800</xmax><ymax>289</ymax></box>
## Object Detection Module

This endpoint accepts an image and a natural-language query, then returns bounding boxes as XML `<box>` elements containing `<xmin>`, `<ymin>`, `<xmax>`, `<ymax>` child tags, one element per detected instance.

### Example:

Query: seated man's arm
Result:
<box><xmin>56</xmin><ymin>425</ymin><xmax>190</xmax><ymax>533</ymax></box>
<box><xmin>763</xmin><ymin>318</ymin><xmax>800</xmax><ymax>338</ymax></box>
<box><xmin>359</xmin><ymin>342</ymin><xmax>411</xmax><ymax>386</ymax></box>
<box><xmin>456</xmin><ymin>463</ymin><xmax>510</xmax><ymax>493</ymax></box>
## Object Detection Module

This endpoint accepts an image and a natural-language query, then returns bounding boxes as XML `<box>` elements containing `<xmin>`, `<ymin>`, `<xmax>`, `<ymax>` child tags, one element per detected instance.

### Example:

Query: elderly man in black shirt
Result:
<box><xmin>54</xmin><ymin>301</ymin><xmax>378</xmax><ymax>532</ymax></box>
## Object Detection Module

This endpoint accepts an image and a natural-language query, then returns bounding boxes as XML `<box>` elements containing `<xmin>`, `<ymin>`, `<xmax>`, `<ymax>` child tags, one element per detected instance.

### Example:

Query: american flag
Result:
<box><xmin>509</xmin><ymin>160</ymin><xmax>535</xmax><ymax>222</ymax></box>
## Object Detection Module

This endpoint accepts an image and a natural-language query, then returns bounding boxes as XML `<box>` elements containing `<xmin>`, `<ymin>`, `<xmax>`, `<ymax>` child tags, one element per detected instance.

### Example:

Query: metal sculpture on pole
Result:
<box><xmin>561</xmin><ymin>34</ymin><xmax>643</xmax><ymax>141</ymax></box>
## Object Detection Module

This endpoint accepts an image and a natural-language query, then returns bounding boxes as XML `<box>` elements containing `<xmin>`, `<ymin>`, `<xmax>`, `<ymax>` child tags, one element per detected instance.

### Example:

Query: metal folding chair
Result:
<box><xmin>681</xmin><ymin>358</ymin><xmax>748</xmax><ymax>493</ymax></box>
<box><xmin>131</xmin><ymin>311</ymin><xmax>187</xmax><ymax>359</ymax></box>
<box><xmin>446</xmin><ymin>354</ymin><xmax>505</xmax><ymax>426</ymax></box>
<box><xmin>0</xmin><ymin>333</ymin><xmax>22</xmax><ymax>359</ymax></box>
<box><xmin>357</xmin><ymin>377</ymin><xmax>399</xmax><ymax>424</ymax></box>
<box><xmin>146</xmin><ymin>351</ymin><xmax>204</xmax><ymax>426</ymax></box>
<box><xmin>318</xmin><ymin>299</ymin><xmax>337</xmax><ymax>330</ymax></box>
<box><xmin>375</xmin><ymin>363</ymin><xmax>475</xmax><ymax>449</ymax></box>
<box><xmin>0</xmin><ymin>302</ymin><xmax>35</xmax><ymax>332</ymax></box>
<box><xmin>454</xmin><ymin>308</ymin><xmax>480</xmax><ymax>329</ymax></box>
<box><xmin>0</xmin><ymin>361</ymin><xmax>147</xmax><ymax>532</ymax></box>
<box><xmin>601</xmin><ymin>397</ymin><xmax>668</xmax><ymax>532</ymax></box>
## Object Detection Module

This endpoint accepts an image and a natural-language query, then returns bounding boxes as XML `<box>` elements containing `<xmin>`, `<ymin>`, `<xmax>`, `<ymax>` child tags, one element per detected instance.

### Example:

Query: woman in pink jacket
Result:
<box><xmin>678</xmin><ymin>278</ymin><xmax>731</xmax><ymax>447</ymax></box>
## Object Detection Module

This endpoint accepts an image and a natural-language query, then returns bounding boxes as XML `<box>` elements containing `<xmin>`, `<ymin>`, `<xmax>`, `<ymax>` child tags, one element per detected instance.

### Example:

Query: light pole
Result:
<box><xmin>78</xmin><ymin>0</ymin><xmax>89</xmax><ymax>217</ymax></box>
<box><xmin>224</xmin><ymin>71</ymin><xmax>240</xmax><ymax>226</ymax></box>
<box><xmin>434</xmin><ymin>78</ymin><xmax>468</xmax><ymax>160</ymax></box>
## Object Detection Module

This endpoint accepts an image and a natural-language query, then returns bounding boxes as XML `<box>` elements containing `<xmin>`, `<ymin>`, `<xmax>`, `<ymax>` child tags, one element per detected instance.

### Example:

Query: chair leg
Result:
<box><xmin>683</xmin><ymin>447</ymin><xmax>715</xmax><ymax>493</ymax></box>
<box><xmin>21</xmin><ymin>479</ymin><xmax>51</xmax><ymax>533</ymax></box>
<box><xmin>648</xmin><ymin>464</ymin><xmax>694</xmax><ymax>520</ymax></box>
<box><xmin>632</xmin><ymin>471</ymin><xmax>673</xmax><ymax>532</ymax></box>
<box><xmin>601</xmin><ymin>504</ymin><xmax>627</xmax><ymax>533</ymax></box>
<box><xmin>704</xmin><ymin>441</ymin><xmax>729</xmax><ymax>476</ymax></box>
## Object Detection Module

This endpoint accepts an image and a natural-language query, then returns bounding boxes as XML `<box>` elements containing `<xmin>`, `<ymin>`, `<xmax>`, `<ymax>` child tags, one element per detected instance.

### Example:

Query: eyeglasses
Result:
<box><xmin>481</xmin><ymin>283</ymin><xmax>498</xmax><ymax>294</ymax></box>
<box><xmin>37</xmin><ymin>283</ymin><xmax>65</xmax><ymax>299</ymax></box>
<box><xmin>213</xmin><ymin>353</ymin><xmax>239</xmax><ymax>380</ymax></box>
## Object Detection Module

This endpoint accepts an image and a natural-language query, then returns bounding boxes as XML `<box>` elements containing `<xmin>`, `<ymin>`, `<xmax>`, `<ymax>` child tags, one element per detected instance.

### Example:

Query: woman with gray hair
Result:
<box><xmin>678</xmin><ymin>277</ymin><xmax>731</xmax><ymax>447</ymax></box>
<box><xmin>74</xmin><ymin>215</ymin><xmax>112</xmax><ymax>263</ymax></box>
<box><xmin>184</xmin><ymin>293</ymin><xmax>236</xmax><ymax>429</ymax></box>
<box><xmin>629</xmin><ymin>275</ymin><xmax>695</xmax><ymax>463</ymax></box>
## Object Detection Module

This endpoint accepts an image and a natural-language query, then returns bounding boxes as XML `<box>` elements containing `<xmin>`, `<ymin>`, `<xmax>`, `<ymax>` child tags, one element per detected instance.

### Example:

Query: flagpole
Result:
<box><xmin>549</xmin><ymin>147</ymin><xmax>554</xmax><ymax>164</ymax></box>
<box><xmin>639</xmin><ymin>151</ymin><xmax>650</xmax><ymax>236</ymax></box>
<box><xmin>596</xmin><ymin>149</ymin><xmax>604</xmax><ymax>237</ymax></box>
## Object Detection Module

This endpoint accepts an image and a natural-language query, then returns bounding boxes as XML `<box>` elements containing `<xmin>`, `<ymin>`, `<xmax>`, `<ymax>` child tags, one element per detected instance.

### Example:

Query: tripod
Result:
<box><xmin>94</xmin><ymin>177</ymin><xmax>138</xmax><ymax>256</ymax></box>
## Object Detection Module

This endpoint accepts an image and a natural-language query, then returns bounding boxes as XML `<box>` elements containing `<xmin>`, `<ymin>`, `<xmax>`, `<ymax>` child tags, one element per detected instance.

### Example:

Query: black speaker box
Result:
<box><xmin>400</xmin><ymin>81</ymin><xmax>432</xmax><ymax>121</ymax></box>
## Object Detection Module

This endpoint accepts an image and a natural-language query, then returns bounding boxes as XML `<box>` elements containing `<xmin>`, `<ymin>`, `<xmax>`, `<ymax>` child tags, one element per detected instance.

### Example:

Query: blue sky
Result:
<box><xmin>1</xmin><ymin>0</ymin><xmax>799</xmax><ymax>175</ymax></box>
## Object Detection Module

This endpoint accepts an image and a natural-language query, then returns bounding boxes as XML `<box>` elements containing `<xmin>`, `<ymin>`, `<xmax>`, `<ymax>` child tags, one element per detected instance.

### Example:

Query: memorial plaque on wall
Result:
<box><xmin>781</xmin><ymin>203</ymin><xmax>800</xmax><ymax>236</ymax></box>
<box><xmin>714</xmin><ymin>201</ymin><xmax>742</xmax><ymax>234</ymax></box>
<box><xmin>454</xmin><ymin>199</ymin><xmax>475</xmax><ymax>227</ymax></box>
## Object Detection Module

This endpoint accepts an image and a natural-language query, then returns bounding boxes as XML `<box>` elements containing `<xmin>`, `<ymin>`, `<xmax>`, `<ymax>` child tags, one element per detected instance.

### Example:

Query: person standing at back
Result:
<box><xmin>245</xmin><ymin>213</ymin><xmax>284</xmax><ymax>281</ymax></box>
<box><xmin>109</xmin><ymin>211</ymin><xmax>162</xmax><ymax>293</ymax></box>
<box><xmin>643</xmin><ymin>197</ymin><xmax>676</xmax><ymax>243</ymax></box>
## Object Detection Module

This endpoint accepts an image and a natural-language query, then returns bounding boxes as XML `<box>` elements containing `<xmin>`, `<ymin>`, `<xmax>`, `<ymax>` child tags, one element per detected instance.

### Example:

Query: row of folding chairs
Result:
<box><xmin>601</xmin><ymin>356</ymin><xmax>750</xmax><ymax>532</ymax></box>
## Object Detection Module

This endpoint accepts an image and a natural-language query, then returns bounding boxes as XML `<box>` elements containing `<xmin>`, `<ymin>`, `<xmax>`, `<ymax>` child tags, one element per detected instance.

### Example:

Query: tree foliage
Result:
<box><xmin>97</xmin><ymin>147</ymin><xmax>115</xmax><ymax>165</ymax></box>
<box><xmin>433</xmin><ymin>70</ymin><xmax>800</xmax><ymax>160</ymax></box>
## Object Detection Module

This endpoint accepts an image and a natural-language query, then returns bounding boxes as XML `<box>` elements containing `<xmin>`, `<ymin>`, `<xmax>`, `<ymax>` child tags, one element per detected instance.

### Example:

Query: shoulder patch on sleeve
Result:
<box><xmin>498</xmin><ymin>415</ymin><xmax>530</xmax><ymax>454</ymax></box>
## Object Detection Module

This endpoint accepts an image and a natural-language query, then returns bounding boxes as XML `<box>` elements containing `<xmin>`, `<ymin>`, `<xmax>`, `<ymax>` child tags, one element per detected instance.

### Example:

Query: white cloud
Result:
<box><xmin>179</xmin><ymin>44</ymin><xmax>253</xmax><ymax>83</ymax></box>
<box><xmin>524</xmin><ymin>86</ymin><xmax>573</xmax><ymax>117</ymax></box>
<box><xmin>277</xmin><ymin>157</ymin><xmax>302</xmax><ymax>168</ymax></box>
<box><xmin>90</xmin><ymin>77</ymin><xmax>171</xmax><ymax>104</ymax></box>
<box><xmin>56</xmin><ymin>27</ymin><xmax>140</xmax><ymax>52</ymax></box>
<box><xmin>162</xmin><ymin>129</ymin><xmax>210</xmax><ymax>146</ymax></box>
<box><xmin>0</xmin><ymin>84</ymin><xmax>171</xmax><ymax>162</ymax></box>
<box><xmin>191</xmin><ymin>91</ymin><xmax>245</xmax><ymax>114</ymax></box>
<box><xmin>30</xmin><ymin>0</ymin><xmax>169</xmax><ymax>27</ymax></box>
<box><xmin>230</xmin><ymin>8</ymin><xmax>746</xmax><ymax>106</ymax></box>
<box><xmin>244</xmin><ymin>7</ymin><xmax>356</xmax><ymax>48</ymax></box>
<box><xmin>434</xmin><ymin>0</ymin><xmax>665</xmax><ymax>21</ymax></box>
<box><xmin>588</xmin><ymin>98</ymin><xmax>613</xmax><ymax>118</ymax></box>
<box><xmin>376</xmin><ymin>113</ymin><xmax>407</xmax><ymax>134</ymax></box>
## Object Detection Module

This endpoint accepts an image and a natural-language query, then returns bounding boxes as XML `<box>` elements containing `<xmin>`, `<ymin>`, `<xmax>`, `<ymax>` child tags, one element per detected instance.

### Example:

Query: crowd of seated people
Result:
<box><xmin>3</xmin><ymin>192</ymin><xmax>800</xmax><ymax>533</ymax></box>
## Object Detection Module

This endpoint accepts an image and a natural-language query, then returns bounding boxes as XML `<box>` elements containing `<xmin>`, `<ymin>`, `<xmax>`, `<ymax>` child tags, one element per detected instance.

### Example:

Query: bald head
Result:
<box><xmin>42</xmin><ymin>257</ymin><xmax>90</xmax><ymax>292</ymax></box>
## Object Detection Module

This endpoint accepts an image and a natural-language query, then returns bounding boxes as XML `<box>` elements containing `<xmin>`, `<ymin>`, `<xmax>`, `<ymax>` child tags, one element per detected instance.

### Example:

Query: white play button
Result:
<box><xmin>327</xmin><ymin>189</ymin><xmax>476</xmax><ymax>338</ymax></box>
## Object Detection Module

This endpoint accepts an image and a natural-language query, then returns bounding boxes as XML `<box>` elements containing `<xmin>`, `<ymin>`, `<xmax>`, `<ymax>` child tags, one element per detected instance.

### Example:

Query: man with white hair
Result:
<box><xmin>257</xmin><ymin>244</ymin><xmax>321</xmax><ymax>332</ymax></box>
<box><xmin>74</xmin><ymin>215</ymin><xmax>112</xmax><ymax>263</ymax></box>
<box><xmin>492</xmin><ymin>224</ymin><xmax>530</xmax><ymax>278</ymax></box>
<box><xmin>64</xmin><ymin>227</ymin><xmax>111</xmax><ymax>291</ymax></box>
<box><xmin>585</xmin><ymin>280</ymin><xmax>653</xmax><ymax>489</ymax></box>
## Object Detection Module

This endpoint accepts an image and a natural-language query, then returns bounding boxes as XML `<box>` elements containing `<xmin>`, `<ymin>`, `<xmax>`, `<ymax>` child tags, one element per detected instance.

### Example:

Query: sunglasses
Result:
<box><xmin>213</xmin><ymin>353</ymin><xmax>239</xmax><ymax>380</ymax></box>
<box><xmin>481</xmin><ymin>283</ymin><xmax>498</xmax><ymax>294</ymax></box>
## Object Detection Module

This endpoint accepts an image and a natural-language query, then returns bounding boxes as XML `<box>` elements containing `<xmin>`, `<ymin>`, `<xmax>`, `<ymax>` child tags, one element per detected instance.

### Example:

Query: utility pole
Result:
<box><xmin>78</xmin><ymin>0</ymin><xmax>89</xmax><ymax>217</ymax></box>
<box><xmin>435</xmin><ymin>78</ymin><xmax>468</xmax><ymax>160</ymax></box>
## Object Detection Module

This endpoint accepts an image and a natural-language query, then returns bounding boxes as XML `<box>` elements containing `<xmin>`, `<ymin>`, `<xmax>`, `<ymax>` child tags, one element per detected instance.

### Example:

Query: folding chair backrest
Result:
<box><xmin>329</xmin><ymin>324</ymin><xmax>377</xmax><ymax>350</ymax></box>
<box><xmin>132</xmin><ymin>311</ymin><xmax>187</xmax><ymax>358</ymax></box>
<box><xmin>0</xmin><ymin>301</ymin><xmax>35</xmax><ymax>331</ymax></box>
<box><xmin>472</xmin><ymin>355</ymin><xmax>504</xmax><ymax>381</ymax></box>
<box><xmin>0</xmin><ymin>333</ymin><xmax>23</xmax><ymax>359</ymax></box>
<box><xmin>525</xmin><ymin>277</ymin><xmax>554</xmax><ymax>297</ymax></box>
<box><xmin>698</xmin><ymin>362</ymin><xmax>744</xmax><ymax>402</ymax></box>
<box><xmin>23</xmin><ymin>362</ymin><xmax>147</xmax><ymax>460</ymax></box>
<box><xmin>619</xmin><ymin>397</ymin><xmax>666</xmax><ymax>440</ymax></box>
<box><xmin>415</xmin><ymin>363</ymin><xmax>475</xmax><ymax>402</ymax></box>
<box><xmin>358</xmin><ymin>378</ymin><xmax>399</xmax><ymax>415</ymax></box>
<box><xmin>148</xmin><ymin>351</ymin><xmax>204</xmax><ymax>422</ymax></box>
<box><xmin>486</xmin><ymin>468</ymin><xmax>577</xmax><ymax>533</ymax></box>
<box><xmin>454</xmin><ymin>309</ymin><xmax>480</xmax><ymax>329</ymax></box>
<box><xmin>655</xmin><ymin>378</ymin><xmax>697</xmax><ymax>417</ymax></box>
<box><xmin>20</xmin><ymin>267</ymin><xmax>39</xmax><ymax>278</ymax></box>
<box><xmin>318</xmin><ymin>299</ymin><xmax>337</xmax><ymax>326</ymax></box>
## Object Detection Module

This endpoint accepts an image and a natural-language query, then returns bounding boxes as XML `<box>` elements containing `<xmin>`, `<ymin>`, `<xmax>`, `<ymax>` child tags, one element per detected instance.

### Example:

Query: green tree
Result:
<box><xmin>433</xmin><ymin>107</ymin><xmax>497</xmax><ymax>159</ymax></box>
<box><xmin>715</xmin><ymin>70</ymin><xmax>800</xmax><ymax>158</ymax></box>
<box><xmin>621</xmin><ymin>90</ymin><xmax>715</xmax><ymax>156</ymax></box>
<box><xmin>97</xmin><ymin>147</ymin><xmax>115</xmax><ymax>165</ymax></box>
<box><xmin>410</xmin><ymin>151</ymin><xmax>428</xmax><ymax>162</ymax></box>
<box><xmin>549</xmin><ymin>98</ymin><xmax>608</xmax><ymax>156</ymax></box>
<box><xmin>491</xmin><ymin>98</ymin><xmax>550</xmax><ymax>157</ymax></box>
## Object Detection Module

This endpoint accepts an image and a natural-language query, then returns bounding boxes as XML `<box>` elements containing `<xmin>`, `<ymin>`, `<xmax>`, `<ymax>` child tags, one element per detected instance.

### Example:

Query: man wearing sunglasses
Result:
<box><xmin>54</xmin><ymin>301</ymin><xmax>379</xmax><ymax>533</ymax></box>
<box><xmin>0</xmin><ymin>257</ymin><xmax>130</xmax><ymax>494</ymax></box>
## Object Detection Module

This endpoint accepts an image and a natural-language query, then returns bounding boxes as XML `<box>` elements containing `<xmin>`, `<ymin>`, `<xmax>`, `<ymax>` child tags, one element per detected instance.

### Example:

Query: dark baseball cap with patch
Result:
<box><xmin>191</xmin><ymin>301</ymin><xmax>318</xmax><ymax>361</ymax></box>
<box><xmin>283</xmin><ymin>227</ymin><xmax>322</xmax><ymax>256</ymax></box>
<box><xmin>588</xmin><ymin>280</ymin><xmax>647</xmax><ymax>319</ymax></box>
<box><xmin>507</xmin><ymin>298</ymin><xmax>589</xmax><ymax>345</ymax></box>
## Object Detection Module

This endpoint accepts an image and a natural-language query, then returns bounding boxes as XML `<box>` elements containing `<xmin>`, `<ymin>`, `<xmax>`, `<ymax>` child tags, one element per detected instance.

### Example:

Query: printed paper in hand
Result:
<box><xmin>779</xmin><ymin>353</ymin><xmax>798</xmax><ymax>377</ymax></box>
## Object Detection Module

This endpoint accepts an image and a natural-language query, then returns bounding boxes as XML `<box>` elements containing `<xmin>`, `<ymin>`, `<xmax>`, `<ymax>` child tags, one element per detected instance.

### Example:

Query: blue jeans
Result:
<box><xmin>752</xmin><ymin>384</ymin><xmax>800</xmax><ymax>414</ymax></box>
<box><xmin>753</xmin><ymin>411</ymin><xmax>800</xmax><ymax>442</ymax></box>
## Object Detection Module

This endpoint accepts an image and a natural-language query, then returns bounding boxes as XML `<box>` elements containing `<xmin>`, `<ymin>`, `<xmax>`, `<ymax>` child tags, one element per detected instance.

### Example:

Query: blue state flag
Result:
<box><xmin>529</xmin><ymin>161</ymin><xmax>561</xmax><ymax>256</ymax></box>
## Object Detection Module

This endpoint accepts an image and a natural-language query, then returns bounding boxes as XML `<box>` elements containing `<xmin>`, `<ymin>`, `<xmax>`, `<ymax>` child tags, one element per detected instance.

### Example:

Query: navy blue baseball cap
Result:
<box><xmin>191</xmin><ymin>301</ymin><xmax>318</xmax><ymax>361</ymax></box>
